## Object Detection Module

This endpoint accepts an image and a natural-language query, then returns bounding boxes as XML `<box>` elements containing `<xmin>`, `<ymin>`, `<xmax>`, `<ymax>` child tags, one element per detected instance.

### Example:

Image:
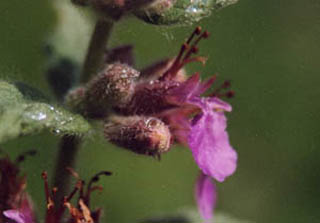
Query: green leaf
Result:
<box><xmin>135</xmin><ymin>0</ymin><xmax>238</xmax><ymax>26</ymax></box>
<box><xmin>0</xmin><ymin>81</ymin><xmax>91</xmax><ymax>143</ymax></box>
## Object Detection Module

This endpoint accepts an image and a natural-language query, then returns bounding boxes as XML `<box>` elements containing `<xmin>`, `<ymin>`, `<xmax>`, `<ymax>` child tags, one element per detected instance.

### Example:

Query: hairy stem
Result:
<box><xmin>52</xmin><ymin>18</ymin><xmax>114</xmax><ymax>207</ymax></box>
<box><xmin>80</xmin><ymin>19</ymin><xmax>114</xmax><ymax>84</ymax></box>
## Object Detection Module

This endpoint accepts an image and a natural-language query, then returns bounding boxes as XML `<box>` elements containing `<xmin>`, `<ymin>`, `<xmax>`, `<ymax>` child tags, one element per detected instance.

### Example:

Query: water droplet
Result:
<box><xmin>29</xmin><ymin>112</ymin><xmax>47</xmax><ymax>121</ymax></box>
<box><xmin>53</xmin><ymin>129</ymin><xmax>61</xmax><ymax>134</ymax></box>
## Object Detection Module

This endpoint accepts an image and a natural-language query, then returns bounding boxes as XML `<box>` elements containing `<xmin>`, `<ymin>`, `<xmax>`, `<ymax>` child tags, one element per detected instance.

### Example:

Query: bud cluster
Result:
<box><xmin>66</xmin><ymin>27</ymin><xmax>236</xmax><ymax>167</ymax></box>
<box><xmin>64</xmin><ymin>29</ymin><xmax>204</xmax><ymax>157</ymax></box>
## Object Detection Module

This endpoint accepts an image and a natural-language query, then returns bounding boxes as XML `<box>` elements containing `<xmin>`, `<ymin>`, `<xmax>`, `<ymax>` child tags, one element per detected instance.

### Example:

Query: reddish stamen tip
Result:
<box><xmin>42</xmin><ymin>171</ymin><xmax>48</xmax><ymax>180</ymax></box>
<box><xmin>222</xmin><ymin>80</ymin><xmax>231</xmax><ymax>88</ymax></box>
<box><xmin>226</xmin><ymin>90</ymin><xmax>235</xmax><ymax>98</ymax></box>
<box><xmin>191</xmin><ymin>46</ymin><xmax>198</xmax><ymax>54</ymax></box>
<box><xmin>202</xmin><ymin>31</ymin><xmax>210</xmax><ymax>38</ymax></box>
<box><xmin>15</xmin><ymin>150</ymin><xmax>37</xmax><ymax>163</ymax></box>
<box><xmin>195</xmin><ymin>26</ymin><xmax>202</xmax><ymax>35</ymax></box>
<box><xmin>182</xmin><ymin>43</ymin><xmax>188</xmax><ymax>50</ymax></box>
<box><xmin>52</xmin><ymin>187</ymin><xmax>58</xmax><ymax>195</ymax></box>
<box><xmin>66</xmin><ymin>167</ymin><xmax>79</xmax><ymax>179</ymax></box>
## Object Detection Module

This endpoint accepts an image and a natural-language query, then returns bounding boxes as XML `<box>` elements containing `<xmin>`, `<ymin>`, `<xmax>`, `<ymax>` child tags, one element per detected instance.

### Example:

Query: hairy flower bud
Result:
<box><xmin>84</xmin><ymin>63</ymin><xmax>139</xmax><ymax>118</ymax></box>
<box><xmin>135</xmin><ymin>0</ymin><xmax>238</xmax><ymax>26</ymax></box>
<box><xmin>65</xmin><ymin>63</ymin><xmax>139</xmax><ymax>119</ymax></box>
<box><xmin>104</xmin><ymin>115</ymin><xmax>172</xmax><ymax>157</ymax></box>
<box><xmin>64</xmin><ymin>87</ymin><xmax>86</xmax><ymax>114</ymax></box>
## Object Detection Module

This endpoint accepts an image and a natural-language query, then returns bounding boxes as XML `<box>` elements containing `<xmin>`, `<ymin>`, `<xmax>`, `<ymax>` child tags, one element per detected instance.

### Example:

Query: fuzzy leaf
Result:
<box><xmin>0</xmin><ymin>81</ymin><xmax>90</xmax><ymax>143</ymax></box>
<box><xmin>135</xmin><ymin>0</ymin><xmax>238</xmax><ymax>26</ymax></box>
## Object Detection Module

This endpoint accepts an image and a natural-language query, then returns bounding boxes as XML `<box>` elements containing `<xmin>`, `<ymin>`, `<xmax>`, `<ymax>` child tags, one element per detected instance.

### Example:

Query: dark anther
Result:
<box><xmin>191</xmin><ymin>47</ymin><xmax>199</xmax><ymax>54</ymax></box>
<box><xmin>195</xmin><ymin>26</ymin><xmax>202</xmax><ymax>35</ymax></box>
<box><xmin>202</xmin><ymin>31</ymin><xmax>210</xmax><ymax>38</ymax></box>
<box><xmin>88</xmin><ymin>171</ymin><xmax>112</xmax><ymax>185</ymax></box>
<box><xmin>15</xmin><ymin>150</ymin><xmax>37</xmax><ymax>163</ymax></box>
<box><xmin>42</xmin><ymin>171</ymin><xmax>48</xmax><ymax>180</ymax></box>
<box><xmin>222</xmin><ymin>80</ymin><xmax>231</xmax><ymax>88</ymax></box>
<box><xmin>226</xmin><ymin>90</ymin><xmax>235</xmax><ymax>98</ymax></box>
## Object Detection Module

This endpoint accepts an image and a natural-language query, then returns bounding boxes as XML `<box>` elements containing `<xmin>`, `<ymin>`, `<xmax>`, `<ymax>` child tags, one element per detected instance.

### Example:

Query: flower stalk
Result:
<box><xmin>80</xmin><ymin>19</ymin><xmax>114</xmax><ymax>84</ymax></box>
<box><xmin>52</xmin><ymin>18</ymin><xmax>114</xmax><ymax>207</ymax></box>
<box><xmin>52</xmin><ymin>135</ymin><xmax>81</xmax><ymax>206</ymax></box>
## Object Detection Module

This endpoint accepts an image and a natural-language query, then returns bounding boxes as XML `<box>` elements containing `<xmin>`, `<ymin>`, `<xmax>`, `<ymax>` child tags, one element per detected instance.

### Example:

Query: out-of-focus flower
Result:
<box><xmin>115</xmin><ymin>28</ymin><xmax>237</xmax><ymax>181</ymax></box>
<box><xmin>2</xmin><ymin>169</ymin><xmax>111</xmax><ymax>223</ymax></box>
<box><xmin>195</xmin><ymin>173</ymin><xmax>216</xmax><ymax>221</ymax></box>
<box><xmin>41</xmin><ymin>170</ymin><xmax>111</xmax><ymax>223</ymax></box>
<box><xmin>0</xmin><ymin>152</ymin><xmax>36</xmax><ymax>223</ymax></box>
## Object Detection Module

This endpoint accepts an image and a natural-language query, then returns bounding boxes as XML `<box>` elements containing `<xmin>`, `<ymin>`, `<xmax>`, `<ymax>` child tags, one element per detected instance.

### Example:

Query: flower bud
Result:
<box><xmin>64</xmin><ymin>86</ymin><xmax>87</xmax><ymax>114</ymax></box>
<box><xmin>82</xmin><ymin>63</ymin><xmax>139</xmax><ymax>118</ymax></box>
<box><xmin>104</xmin><ymin>115</ymin><xmax>172</xmax><ymax>157</ymax></box>
<box><xmin>134</xmin><ymin>0</ymin><xmax>238</xmax><ymax>26</ymax></box>
<box><xmin>90</xmin><ymin>0</ymin><xmax>156</xmax><ymax>20</ymax></box>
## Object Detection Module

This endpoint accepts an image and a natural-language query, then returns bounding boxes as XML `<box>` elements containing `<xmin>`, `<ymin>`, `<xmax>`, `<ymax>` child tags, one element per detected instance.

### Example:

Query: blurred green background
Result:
<box><xmin>1</xmin><ymin>0</ymin><xmax>320</xmax><ymax>223</ymax></box>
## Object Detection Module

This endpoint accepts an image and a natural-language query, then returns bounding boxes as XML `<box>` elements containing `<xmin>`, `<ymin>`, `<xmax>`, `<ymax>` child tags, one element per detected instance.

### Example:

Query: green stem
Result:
<box><xmin>52</xmin><ymin>18</ymin><xmax>114</xmax><ymax>207</ymax></box>
<box><xmin>80</xmin><ymin>18</ymin><xmax>114</xmax><ymax>84</ymax></box>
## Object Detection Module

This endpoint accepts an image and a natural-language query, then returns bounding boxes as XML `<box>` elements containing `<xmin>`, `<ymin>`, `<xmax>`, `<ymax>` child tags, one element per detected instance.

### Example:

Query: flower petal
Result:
<box><xmin>189</xmin><ymin>97</ymin><xmax>232</xmax><ymax>113</ymax></box>
<box><xmin>188</xmin><ymin>108</ymin><xmax>237</xmax><ymax>182</ymax></box>
<box><xmin>167</xmin><ymin>74</ymin><xmax>215</xmax><ymax>105</ymax></box>
<box><xmin>195</xmin><ymin>173</ymin><xmax>216</xmax><ymax>221</ymax></box>
<box><xmin>3</xmin><ymin>210</ymin><xmax>27</xmax><ymax>223</ymax></box>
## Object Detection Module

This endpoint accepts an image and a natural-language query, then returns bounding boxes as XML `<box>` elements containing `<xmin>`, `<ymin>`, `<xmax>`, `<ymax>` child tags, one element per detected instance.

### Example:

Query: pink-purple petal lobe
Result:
<box><xmin>167</xmin><ymin>74</ymin><xmax>215</xmax><ymax>105</ymax></box>
<box><xmin>195</xmin><ymin>173</ymin><xmax>216</xmax><ymax>221</ymax></box>
<box><xmin>188</xmin><ymin>106</ymin><xmax>237</xmax><ymax>182</ymax></box>
<box><xmin>3</xmin><ymin>210</ymin><xmax>28</xmax><ymax>223</ymax></box>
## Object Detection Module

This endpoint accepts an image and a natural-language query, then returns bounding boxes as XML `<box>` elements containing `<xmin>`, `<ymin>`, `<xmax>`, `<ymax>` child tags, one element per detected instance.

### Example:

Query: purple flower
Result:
<box><xmin>187</xmin><ymin>97</ymin><xmax>237</xmax><ymax>182</ymax></box>
<box><xmin>108</xmin><ymin>27</ymin><xmax>238</xmax><ymax>181</ymax></box>
<box><xmin>3</xmin><ymin>210</ymin><xmax>32</xmax><ymax>223</ymax></box>
<box><xmin>71</xmin><ymin>27</ymin><xmax>238</xmax><ymax>181</ymax></box>
<box><xmin>165</xmin><ymin>73</ymin><xmax>237</xmax><ymax>182</ymax></box>
<box><xmin>195</xmin><ymin>173</ymin><xmax>216</xmax><ymax>221</ymax></box>
<box><xmin>0</xmin><ymin>155</ymin><xmax>36</xmax><ymax>223</ymax></box>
